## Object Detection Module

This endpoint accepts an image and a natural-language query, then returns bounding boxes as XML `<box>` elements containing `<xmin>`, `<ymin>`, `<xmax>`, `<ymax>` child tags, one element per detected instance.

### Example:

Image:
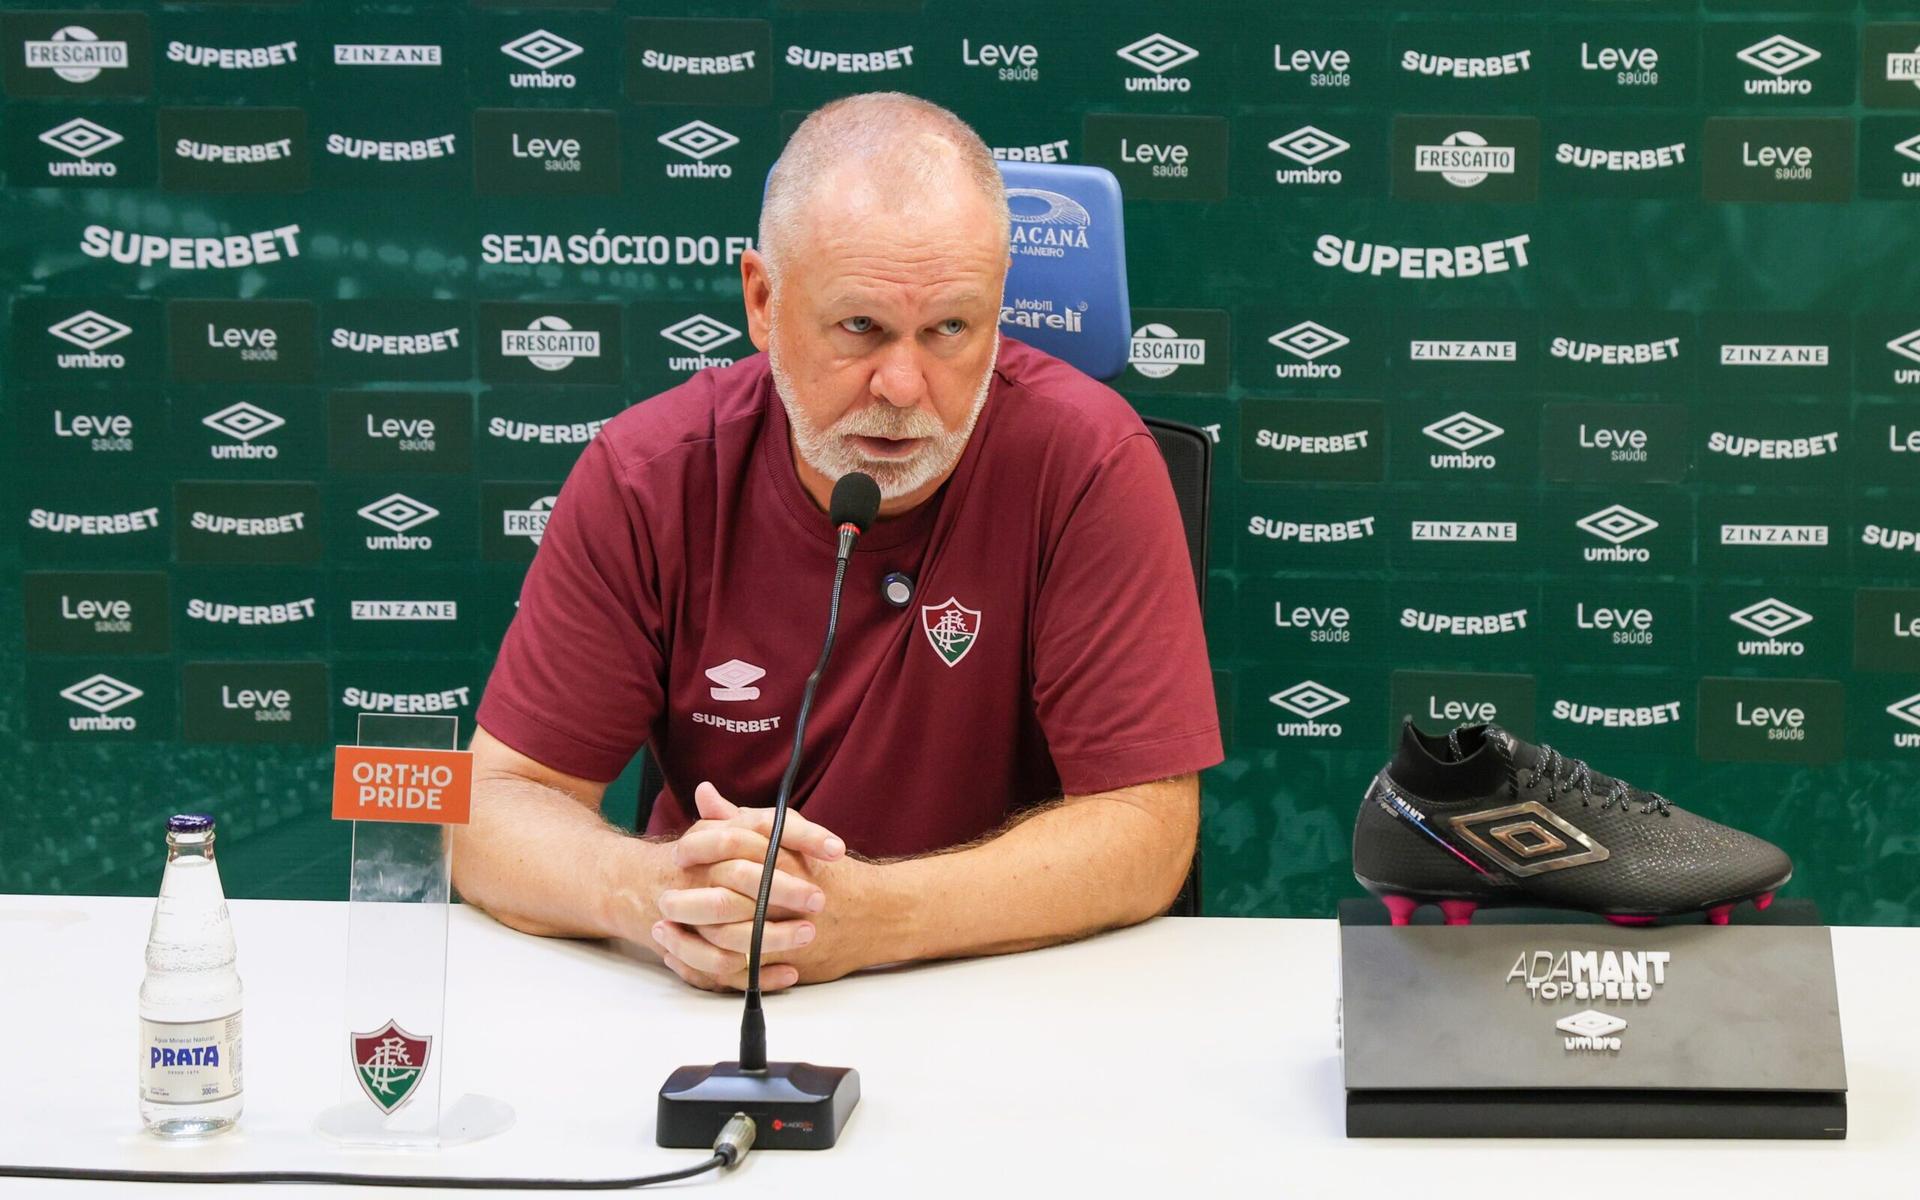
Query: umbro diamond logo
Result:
<box><xmin>1117</xmin><ymin>33</ymin><xmax>1198</xmax><ymax>75</ymax></box>
<box><xmin>1269</xmin><ymin>321</ymin><xmax>1349</xmax><ymax>360</ymax></box>
<box><xmin>501</xmin><ymin>30</ymin><xmax>582</xmax><ymax>71</ymax></box>
<box><xmin>1269</xmin><ymin>680</ymin><xmax>1350</xmax><ymax>720</ymax></box>
<box><xmin>705</xmin><ymin>659</ymin><xmax>765</xmax><ymax>702</ymax></box>
<box><xmin>1738</xmin><ymin>35</ymin><xmax>1821</xmax><ymax>77</ymax></box>
<box><xmin>202</xmin><ymin>401</ymin><xmax>285</xmax><ymax>442</ymax></box>
<box><xmin>1556</xmin><ymin>1010</ymin><xmax>1628</xmax><ymax>1038</ymax></box>
<box><xmin>660</xmin><ymin>314</ymin><xmax>741</xmax><ymax>353</ymax></box>
<box><xmin>48</xmin><ymin>310</ymin><xmax>131</xmax><ymax>351</ymax></box>
<box><xmin>1730</xmin><ymin>598</ymin><xmax>1813</xmax><ymax>639</ymax></box>
<box><xmin>1423</xmin><ymin>411</ymin><xmax>1505</xmax><ymax>452</ymax></box>
<box><xmin>1269</xmin><ymin>126</ymin><xmax>1349</xmax><ymax>166</ymax></box>
<box><xmin>657</xmin><ymin>120</ymin><xmax>739</xmax><ymax>161</ymax></box>
<box><xmin>1450</xmin><ymin>801</ymin><xmax>1610</xmax><ymax>876</ymax></box>
<box><xmin>61</xmin><ymin>673</ymin><xmax>143</xmax><ymax>714</ymax></box>
<box><xmin>1888</xmin><ymin>692</ymin><xmax>1920</xmax><ymax>730</ymax></box>
<box><xmin>357</xmin><ymin>493</ymin><xmax>439</xmax><ymax>533</ymax></box>
<box><xmin>1577</xmin><ymin>505</ymin><xmax>1659</xmax><ymax>544</ymax></box>
<box><xmin>1897</xmin><ymin>135</ymin><xmax>1920</xmax><ymax>166</ymax></box>
<box><xmin>1888</xmin><ymin>328</ymin><xmax>1920</xmax><ymax>364</ymax></box>
<box><xmin>40</xmin><ymin>116</ymin><xmax>122</xmax><ymax>159</ymax></box>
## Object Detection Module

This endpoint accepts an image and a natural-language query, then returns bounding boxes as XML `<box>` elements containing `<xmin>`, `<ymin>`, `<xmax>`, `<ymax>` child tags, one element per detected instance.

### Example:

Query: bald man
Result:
<box><xmin>454</xmin><ymin>93</ymin><xmax>1221</xmax><ymax>992</ymax></box>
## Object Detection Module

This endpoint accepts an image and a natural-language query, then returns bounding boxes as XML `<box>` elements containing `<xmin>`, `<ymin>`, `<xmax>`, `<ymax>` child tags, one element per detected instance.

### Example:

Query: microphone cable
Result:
<box><xmin>0</xmin><ymin>1112</ymin><xmax>756</xmax><ymax>1190</ymax></box>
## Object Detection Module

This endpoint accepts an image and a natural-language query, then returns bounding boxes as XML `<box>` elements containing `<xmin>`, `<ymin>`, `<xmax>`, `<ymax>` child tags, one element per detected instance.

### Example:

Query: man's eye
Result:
<box><xmin>936</xmin><ymin>319</ymin><xmax>966</xmax><ymax>336</ymax></box>
<box><xmin>840</xmin><ymin>316</ymin><xmax>874</xmax><ymax>334</ymax></box>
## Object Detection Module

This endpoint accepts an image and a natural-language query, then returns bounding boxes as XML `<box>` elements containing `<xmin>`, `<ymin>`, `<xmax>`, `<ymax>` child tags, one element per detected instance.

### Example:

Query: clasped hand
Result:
<box><xmin>649</xmin><ymin>781</ymin><xmax>865</xmax><ymax>992</ymax></box>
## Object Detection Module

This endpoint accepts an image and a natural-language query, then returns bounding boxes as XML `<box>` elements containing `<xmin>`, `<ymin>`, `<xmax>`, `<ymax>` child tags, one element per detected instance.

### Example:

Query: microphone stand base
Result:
<box><xmin>657</xmin><ymin>1061</ymin><xmax>860</xmax><ymax>1151</ymax></box>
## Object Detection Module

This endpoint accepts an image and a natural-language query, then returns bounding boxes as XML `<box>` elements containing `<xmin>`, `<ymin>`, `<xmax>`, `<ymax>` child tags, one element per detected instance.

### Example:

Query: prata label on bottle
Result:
<box><xmin>140</xmin><ymin>1012</ymin><xmax>242</xmax><ymax>1103</ymax></box>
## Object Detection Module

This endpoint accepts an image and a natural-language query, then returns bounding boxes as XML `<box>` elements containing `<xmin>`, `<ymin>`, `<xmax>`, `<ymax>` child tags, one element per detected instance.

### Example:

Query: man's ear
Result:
<box><xmin>741</xmin><ymin>249</ymin><xmax>774</xmax><ymax>353</ymax></box>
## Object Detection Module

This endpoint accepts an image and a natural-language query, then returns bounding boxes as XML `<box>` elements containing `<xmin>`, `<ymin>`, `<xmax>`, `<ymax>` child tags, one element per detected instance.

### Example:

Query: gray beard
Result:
<box><xmin>770</xmin><ymin>329</ymin><xmax>997</xmax><ymax>501</ymax></box>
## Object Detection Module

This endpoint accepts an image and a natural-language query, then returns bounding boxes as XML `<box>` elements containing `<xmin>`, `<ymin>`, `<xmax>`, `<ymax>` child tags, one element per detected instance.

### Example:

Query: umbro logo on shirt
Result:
<box><xmin>705</xmin><ymin>659</ymin><xmax>764</xmax><ymax>701</ymax></box>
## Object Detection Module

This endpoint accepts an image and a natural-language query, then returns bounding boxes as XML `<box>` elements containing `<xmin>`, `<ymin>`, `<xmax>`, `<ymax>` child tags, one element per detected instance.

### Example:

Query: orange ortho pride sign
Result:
<box><xmin>332</xmin><ymin>746</ymin><xmax>474</xmax><ymax>825</ymax></box>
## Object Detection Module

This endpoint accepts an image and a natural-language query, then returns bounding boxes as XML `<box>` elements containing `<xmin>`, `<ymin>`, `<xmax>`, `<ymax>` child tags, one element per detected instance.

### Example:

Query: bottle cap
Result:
<box><xmin>166</xmin><ymin>813</ymin><xmax>215</xmax><ymax>835</ymax></box>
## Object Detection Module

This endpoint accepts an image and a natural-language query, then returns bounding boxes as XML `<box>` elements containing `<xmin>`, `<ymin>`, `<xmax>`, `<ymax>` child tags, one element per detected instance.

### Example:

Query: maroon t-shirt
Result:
<box><xmin>475</xmin><ymin>336</ymin><xmax>1222</xmax><ymax>858</ymax></box>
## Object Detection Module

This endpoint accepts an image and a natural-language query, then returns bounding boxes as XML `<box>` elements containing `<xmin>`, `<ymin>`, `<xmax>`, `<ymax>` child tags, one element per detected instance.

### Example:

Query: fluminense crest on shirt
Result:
<box><xmin>921</xmin><ymin>598</ymin><xmax>981</xmax><ymax>667</ymax></box>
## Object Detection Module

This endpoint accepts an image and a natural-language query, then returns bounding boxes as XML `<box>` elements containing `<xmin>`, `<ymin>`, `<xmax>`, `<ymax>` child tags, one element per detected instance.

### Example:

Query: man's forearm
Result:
<box><xmin>451</xmin><ymin>777</ymin><xmax>664</xmax><ymax>942</ymax></box>
<box><xmin>867</xmin><ymin>776</ymin><xmax>1199</xmax><ymax>966</ymax></box>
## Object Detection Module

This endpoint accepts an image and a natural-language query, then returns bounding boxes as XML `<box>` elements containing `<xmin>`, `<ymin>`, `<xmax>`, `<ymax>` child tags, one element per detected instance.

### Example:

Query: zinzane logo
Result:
<box><xmin>1006</xmin><ymin>188</ymin><xmax>1090</xmax><ymax>259</ymax></box>
<box><xmin>334</xmin><ymin>44</ymin><xmax>440</xmax><ymax>67</ymax></box>
<box><xmin>48</xmin><ymin>309</ymin><xmax>131</xmax><ymax>369</ymax></box>
<box><xmin>1731</xmin><ymin>598</ymin><xmax>1812</xmax><ymax>658</ymax></box>
<box><xmin>24</xmin><ymin>26</ymin><xmax>129</xmax><ymax>84</ymax></box>
<box><xmin>39</xmin><ymin>116</ymin><xmax>123</xmax><ymax>177</ymax></box>
<box><xmin>221</xmin><ymin>683</ymin><xmax>294</xmax><ymax>723</ymax></box>
<box><xmin>1117</xmin><ymin>33</ymin><xmax>1197</xmax><ymax>91</ymax></box>
<box><xmin>1422</xmin><ymin>411</ymin><xmax>1503</xmax><ymax>469</ymax></box>
<box><xmin>1737</xmin><ymin>35</ymin><xmax>1821</xmax><ymax>95</ymax></box>
<box><xmin>501</xmin><ymin>30</ymin><xmax>582</xmax><ymax>89</ymax></box>
<box><xmin>657</xmin><ymin>120</ymin><xmax>738</xmax><ymax>178</ymax></box>
<box><xmin>60</xmin><ymin>672</ymin><xmax>142</xmax><ymax>731</ymax></box>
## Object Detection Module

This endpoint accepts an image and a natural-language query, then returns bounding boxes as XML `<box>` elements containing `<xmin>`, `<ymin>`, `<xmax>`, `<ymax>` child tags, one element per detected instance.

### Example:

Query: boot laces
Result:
<box><xmin>1486</xmin><ymin>727</ymin><xmax>1672</xmax><ymax>816</ymax></box>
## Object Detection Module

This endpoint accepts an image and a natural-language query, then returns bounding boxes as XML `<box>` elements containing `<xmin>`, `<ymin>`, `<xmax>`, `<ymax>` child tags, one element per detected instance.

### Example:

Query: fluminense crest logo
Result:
<box><xmin>1117</xmin><ymin>33</ymin><xmax>1198</xmax><ymax>77</ymax></box>
<box><xmin>61</xmin><ymin>672</ymin><xmax>142</xmax><ymax>714</ymax></box>
<box><xmin>1269</xmin><ymin>320</ymin><xmax>1349</xmax><ymax>380</ymax></box>
<box><xmin>660</xmin><ymin>314</ymin><xmax>741</xmax><ymax>354</ymax></box>
<box><xmin>503</xmin><ymin>495</ymin><xmax>555</xmax><ymax>545</ymax></box>
<box><xmin>25</xmin><ymin>26</ymin><xmax>129</xmax><ymax>84</ymax></box>
<box><xmin>1730</xmin><ymin>598</ymin><xmax>1812</xmax><ymax>639</ymax></box>
<box><xmin>40</xmin><ymin>116</ymin><xmax>122</xmax><ymax>159</ymax></box>
<box><xmin>1129</xmin><ymin>323</ymin><xmax>1205</xmax><ymax>379</ymax></box>
<box><xmin>1738</xmin><ymin>34</ymin><xmax>1821</xmax><ymax>77</ymax></box>
<box><xmin>706</xmin><ymin>659</ymin><xmax>765</xmax><ymax>702</ymax></box>
<box><xmin>921</xmin><ymin>597</ymin><xmax>982</xmax><ymax>667</ymax></box>
<box><xmin>49</xmin><ymin>309</ymin><xmax>131</xmax><ymax>352</ymax></box>
<box><xmin>501</xmin><ymin>316</ymin><xmax>600</xmax><ymax>372</ymax></box>
<box><xmin>352</xmin><ymin>1020</ymin><xmax>430</xmax><ymax>1115</ymax></box>
<box><xmin>1269</xmin><ymin>680</ymin><xmax>1349</xmax><ymax>719</ymax></box>
<box><xmin>1555</xmin><ymin>1009</ymin><xmax>1627</xmax><ymax>1052</ymax></box>
<box><xmin>502</xmin><ymin>30</ymin><xmax>582</xmax><ymax>71</ymax></box>
<box><xmin>1414</xmin><ymin>130</ymin><xmax>1517</xmax><ymax>189</ymax></box>
<box><xmin>1270</xmin><ymin>126</ymin><xmax>1348</xmax><ymax>166</ymax></box>
<box><xmin>202</xmin><ymin>401</ymin><xmax>285</xmax><ymax>443</ymax></box>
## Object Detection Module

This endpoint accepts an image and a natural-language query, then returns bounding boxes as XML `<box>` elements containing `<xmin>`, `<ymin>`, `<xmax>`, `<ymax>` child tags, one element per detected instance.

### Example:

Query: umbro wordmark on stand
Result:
<box><xmin>1353</xmin><ymin>720</ymin><xmax>1793</xmax><ymax>926</ymax></box>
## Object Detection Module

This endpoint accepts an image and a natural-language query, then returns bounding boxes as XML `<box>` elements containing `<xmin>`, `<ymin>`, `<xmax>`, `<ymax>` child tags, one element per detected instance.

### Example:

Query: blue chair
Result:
<box><xmin>996</xmin><ymin>161</ymin><xmax>1132</xmax><ymax>382</ymax></box>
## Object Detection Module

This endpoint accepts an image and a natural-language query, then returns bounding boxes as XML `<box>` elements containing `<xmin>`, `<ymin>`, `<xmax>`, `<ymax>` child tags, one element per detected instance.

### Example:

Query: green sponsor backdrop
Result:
<box><xmin>2</xmin><ymin>1</ymin><xmax>1918</xmax><ymax>927</ymax></box>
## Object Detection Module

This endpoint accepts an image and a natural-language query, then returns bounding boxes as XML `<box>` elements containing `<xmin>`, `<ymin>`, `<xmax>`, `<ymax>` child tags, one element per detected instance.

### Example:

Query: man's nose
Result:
<box><xmin>869</xmin><ymin>339</ymin><xmax>927</xmax><ymax>409</ymax></box>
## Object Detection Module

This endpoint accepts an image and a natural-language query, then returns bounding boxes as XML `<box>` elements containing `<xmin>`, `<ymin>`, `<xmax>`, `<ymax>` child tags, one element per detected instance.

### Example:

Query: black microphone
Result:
<box><xmin>657</xmin><ymin>472</ymin><xmax>878</xmax><ymax>1152</ymax></box>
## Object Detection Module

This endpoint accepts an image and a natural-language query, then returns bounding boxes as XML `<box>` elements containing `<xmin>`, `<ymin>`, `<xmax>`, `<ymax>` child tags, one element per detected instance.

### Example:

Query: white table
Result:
<box><xmin>1</xmin><ymin>896</ymin><xmax>1914</xmax><ymax>1198</ymax></box>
